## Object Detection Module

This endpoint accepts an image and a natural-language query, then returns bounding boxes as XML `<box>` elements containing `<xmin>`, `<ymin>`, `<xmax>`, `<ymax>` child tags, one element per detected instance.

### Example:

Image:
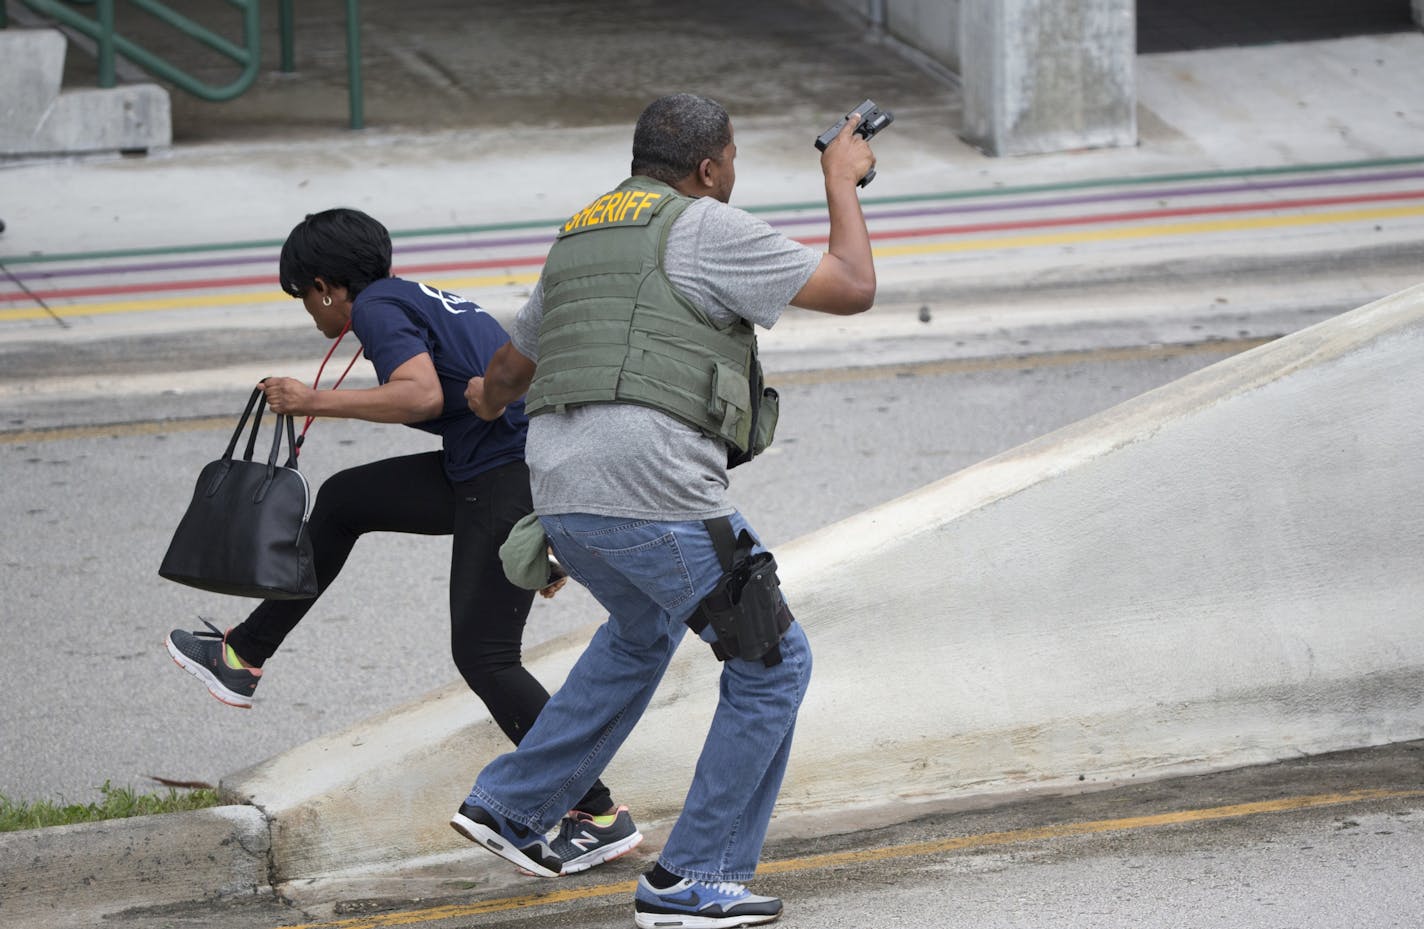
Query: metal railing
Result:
<box><xmin>0</xmin><ymin>0</ymin><xmax>365</xmax><ymax>128</ymax></box>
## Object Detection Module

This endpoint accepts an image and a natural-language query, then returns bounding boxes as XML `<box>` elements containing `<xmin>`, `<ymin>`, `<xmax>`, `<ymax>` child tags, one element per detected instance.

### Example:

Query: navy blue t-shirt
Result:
<box><xmin>350</xmin><ymin>277</ymin><xmax>527</xmax><ymax>482</ymax></box>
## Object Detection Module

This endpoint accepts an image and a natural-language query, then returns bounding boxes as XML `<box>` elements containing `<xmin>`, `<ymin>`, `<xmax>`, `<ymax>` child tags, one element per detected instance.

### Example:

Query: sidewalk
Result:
<box><xmin>2</xmin><ymin>22</ymin><xmax>1422</xmax><ymax>285</ymax></box>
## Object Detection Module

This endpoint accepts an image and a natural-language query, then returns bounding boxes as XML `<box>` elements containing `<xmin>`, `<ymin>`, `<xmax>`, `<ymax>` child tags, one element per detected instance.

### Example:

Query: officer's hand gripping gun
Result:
<box><xmin>815</xmin><ymin>99</ymin><xmax>894</xmax><ymax>187</ymax></box>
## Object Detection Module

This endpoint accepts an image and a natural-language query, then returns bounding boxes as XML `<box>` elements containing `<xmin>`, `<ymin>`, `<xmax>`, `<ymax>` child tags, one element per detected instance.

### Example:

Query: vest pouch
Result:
<box><xmin>725</xmin><ymin>379</ymin><xmax>778</xmax><ymax>470</ymax></box>
<box><xmin>750</xmin><ymin>387</ymin><xmax>779</xmax><ymax>458</ymax></box>
<box><xmin>690</xmin><ymin>551</ymin><xmax>792</xmax><ymax>666</ymax></box>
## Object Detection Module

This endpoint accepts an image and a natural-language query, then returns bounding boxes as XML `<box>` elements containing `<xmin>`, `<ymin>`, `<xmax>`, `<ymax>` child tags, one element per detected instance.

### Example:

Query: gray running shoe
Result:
<box><xmin>166</xmin><ymin>619</ymin><xmax>260</xmax><ymax>708</ymax></box>
<box><xmin>550</xmin><ymin>806</ymin><xmax>644</xmax><ymax>874</ymax></box>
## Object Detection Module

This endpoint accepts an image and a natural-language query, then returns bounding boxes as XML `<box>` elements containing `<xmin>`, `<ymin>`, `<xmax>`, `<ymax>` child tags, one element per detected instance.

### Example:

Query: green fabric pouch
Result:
<box><xmin>499</xmin><ymin>512</ymin><xmax>553</xmax><ymax>590</ymax></box>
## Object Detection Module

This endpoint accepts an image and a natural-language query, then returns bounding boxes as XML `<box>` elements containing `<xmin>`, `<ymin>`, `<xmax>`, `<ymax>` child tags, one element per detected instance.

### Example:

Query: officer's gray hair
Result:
<box><xmin>631</xmin><ymin>94</ymin><xmax>732</xmax><ymax>185</ymax></box>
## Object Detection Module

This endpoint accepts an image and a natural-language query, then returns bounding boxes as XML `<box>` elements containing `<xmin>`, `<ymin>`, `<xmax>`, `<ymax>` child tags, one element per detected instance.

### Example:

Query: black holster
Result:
<box><xmin>686</xmin><ymin>517</ymin><xmax>792</xmax><ymax>667</ymax></box>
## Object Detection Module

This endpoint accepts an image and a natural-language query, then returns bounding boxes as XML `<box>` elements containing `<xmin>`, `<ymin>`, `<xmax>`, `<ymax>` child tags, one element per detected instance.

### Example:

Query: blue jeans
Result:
<box><xmin>465</xmin><ymin>510</ymin><xmax>812</xmax><ymax>882</ymax></box>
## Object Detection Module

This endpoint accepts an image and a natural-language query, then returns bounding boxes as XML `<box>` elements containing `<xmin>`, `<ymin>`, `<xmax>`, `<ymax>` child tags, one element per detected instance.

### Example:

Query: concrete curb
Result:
<box><xmin>210</xmin><ymin>284</ymin><xmax>1424</xmax><ymax>893</ymax></box>
<box><xmin>0</xmin><ymin>805</ymin><xmax>271</xmax><ymax>929</ymax></box>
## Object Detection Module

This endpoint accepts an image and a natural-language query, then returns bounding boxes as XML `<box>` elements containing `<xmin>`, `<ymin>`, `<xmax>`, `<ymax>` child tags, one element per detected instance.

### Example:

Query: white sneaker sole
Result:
<box><xmin>633</xmin><ymin>909</ymin><xmax>781</xmax><ymax>929</ymax></box>
<box><xmin>165</xmin><ymin>636</ymin><xmax>253</xmax><ymax>709</ymax></box>
<box><xmin>450</xmin><ymin>810</ymin><xmax>560</xmax><ymax>878</ymax></box>
<box><xmin>558</xmin><ymin>828</ymin><xmax>644</xmax><ymax>874</ymax></box>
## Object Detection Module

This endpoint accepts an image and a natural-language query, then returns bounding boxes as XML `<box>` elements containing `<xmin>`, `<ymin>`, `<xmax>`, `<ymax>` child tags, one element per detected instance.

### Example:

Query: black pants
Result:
<box><xmin>226</xmin><ymin>453</ymin><xmax>613</xmax><ymax>815</ymax></box>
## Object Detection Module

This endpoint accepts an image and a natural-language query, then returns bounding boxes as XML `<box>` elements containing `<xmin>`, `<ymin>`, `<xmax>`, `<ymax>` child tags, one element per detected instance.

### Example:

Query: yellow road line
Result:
<box><xmin>5</xmin><ymin>201</ymin><xmax>1423</xmax><ymax>322</ymax></box>
<box><xmin>276</xmin><ymin>788</ymin><xmax>1423</xmax><ymax>929</ymax></box>
<box><xmin>0</xmin><ymin>272</ymin><xmax>538</xmax><ymax>322</ymax></box>
<box><xmin>0</xmin><ymin>288</ymin><xmax>289</xmax><ymax>322</ymax></box>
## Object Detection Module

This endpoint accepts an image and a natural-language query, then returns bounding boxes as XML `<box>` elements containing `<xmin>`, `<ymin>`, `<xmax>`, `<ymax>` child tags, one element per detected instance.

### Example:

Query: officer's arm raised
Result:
<box><xmin>790</xmin><ymin>115</ymin><xmax>877</xmax><ymax>316</ymax></box>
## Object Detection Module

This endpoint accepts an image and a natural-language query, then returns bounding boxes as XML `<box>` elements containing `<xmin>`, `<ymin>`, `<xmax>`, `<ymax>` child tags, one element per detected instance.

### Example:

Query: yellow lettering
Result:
<box><xmin>594</xmin><ymin>194</ymin><xmax>619</xmax><ymax>225</ymax></box>
<box><xmin>617</xmin><ymin>190</ymin><xmax>645</xmax><ymax>222</ymax></box>
<box><xmin>600</xmin><ymin>191</ymin><xmax>627</xmax><ymax>224</ymax></box>
<box><xmin>565</xmin><ymin>195</ymin><xmax>602</xmax><ymax>231</ymax></box>
<box><xmin>631</xmin><ymin>192</ymin><xmax>662</xmax><ymax>222</ymax></box>
<box><xmin>565</xmin><ymin>190</ymin><xmax>662</xmax><ymax>231</ymax></box>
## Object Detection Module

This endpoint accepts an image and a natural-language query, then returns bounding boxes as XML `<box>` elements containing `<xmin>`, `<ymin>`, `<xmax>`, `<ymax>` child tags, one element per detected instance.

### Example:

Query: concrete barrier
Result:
<box><xmin>0</xmin><ymin>28</ymin><xmax>169</xmax><ymax>157</ymax></box>
<box><xmin>0</xmin><ymin>806</ymin><xmax>270</xmax><ymax>928</ymax></box>
<box><xmin>225</xmin><ymin>283</ymin><xmax>1424</xmax><ymax>891</ymax></box>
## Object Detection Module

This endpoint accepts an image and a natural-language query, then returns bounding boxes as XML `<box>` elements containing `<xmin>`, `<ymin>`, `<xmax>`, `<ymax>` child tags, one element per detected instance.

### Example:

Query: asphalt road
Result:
<box><xmin>92</xmin><ymin>739</ymin><xmax>1424</xmax><ymax>929</ymax></box>
<box><xmin>0</xmin><ymin>314</ymin><xmax>1278</xmax><ymax>806</ymax></box>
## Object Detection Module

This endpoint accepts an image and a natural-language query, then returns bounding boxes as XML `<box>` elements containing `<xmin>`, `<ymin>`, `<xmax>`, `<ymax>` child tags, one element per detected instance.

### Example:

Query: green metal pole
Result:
<box><xmin>346</xmin><ymin>0</ymin><xmax>364</xmax><ymax>129</ymax></box>
<box><xmin>97</xmin><ymin>0</ymin><xmax>115</xmax><ymax>87</ymax></box>
<box><xmin>279</xmin><ymin>0</ymin><xmax>294</xmax><ymax>72</ymax></box>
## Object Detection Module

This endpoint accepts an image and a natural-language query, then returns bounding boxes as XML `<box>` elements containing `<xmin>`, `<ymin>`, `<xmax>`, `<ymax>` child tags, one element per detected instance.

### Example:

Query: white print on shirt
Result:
<box><xmin>418</xmin><ymin>282</ymin><xmax>481</xmax><ymax>316</ymax></box>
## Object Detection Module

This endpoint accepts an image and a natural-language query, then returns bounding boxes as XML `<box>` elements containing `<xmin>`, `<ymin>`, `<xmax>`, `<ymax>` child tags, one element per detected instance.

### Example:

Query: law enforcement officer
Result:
<box><xmin>454</xmin><ymin>93</ymin><xmax>876</xmax><ymax>928</ymax></box>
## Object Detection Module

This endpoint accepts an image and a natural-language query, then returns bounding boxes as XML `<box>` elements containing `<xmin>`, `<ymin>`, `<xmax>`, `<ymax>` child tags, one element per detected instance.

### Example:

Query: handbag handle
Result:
<box><xmin>222</xmin><ymin>387</ymin><xmax>301</xmax><ymax>469</ymax></box>
<box><xmin>254</xmin><ymin>406</ymin><xmax>301</xmax><ymax>503</ymax></box>
<box><xmin>222</xmin><ymin>387</ymin><xmax>265</xmax><ymax>463</ymax></box>
<box><xmin>223</xmin><ymin>319</ymin><xmax>364</xmax><ymax>464</ymax></box>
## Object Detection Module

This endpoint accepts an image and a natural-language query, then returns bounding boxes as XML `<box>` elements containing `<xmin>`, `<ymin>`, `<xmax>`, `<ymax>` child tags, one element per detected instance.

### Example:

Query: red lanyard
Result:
<box><xmin>296</xmin><ymin>319</ymin><xmax>364</xmax><ymax>454</ymax></box>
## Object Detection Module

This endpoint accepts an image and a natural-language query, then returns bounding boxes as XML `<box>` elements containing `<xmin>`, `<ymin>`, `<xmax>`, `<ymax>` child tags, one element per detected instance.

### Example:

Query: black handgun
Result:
<box><xmin>814</xmin><ymin>99</ymin><xmax>894</xmax><ymax>187</ymax></box>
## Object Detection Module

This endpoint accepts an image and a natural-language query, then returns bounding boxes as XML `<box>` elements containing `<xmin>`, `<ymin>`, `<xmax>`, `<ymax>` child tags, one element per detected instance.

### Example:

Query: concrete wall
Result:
<box><xmin>886</xmin><ymin>0</ymin><xmax>961</xmax><ymax>73</ymax></box>
<box><xmin>0</xmin><ymin>28</ymin><xmax>170</xmax><ymax>157</ymax></box>
<box><xmin>823</xmin><ymin>0</ymin><xmax>1137</xmax><ymax>156</ymax></box>
<box><xmin>226</xmin><ymin>285</ymin><xmax>1424</xmax><ymax>887</ymax></box>
<box><xmin>823</xmin><ymin>0</ymin><xmax>963</xmax><ymax>75</ymax></box>
<box><xmin>959</xmin><ymin>0</ymin><xmax>1136</xmax><ymax>155</ymax></box>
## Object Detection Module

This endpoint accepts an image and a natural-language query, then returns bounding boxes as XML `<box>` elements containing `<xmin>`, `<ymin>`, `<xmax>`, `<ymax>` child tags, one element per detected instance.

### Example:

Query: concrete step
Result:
<box><xmin>0</xmin><ymin>27</ymin><xmax>169</xmax><ymax>157</ymax></box>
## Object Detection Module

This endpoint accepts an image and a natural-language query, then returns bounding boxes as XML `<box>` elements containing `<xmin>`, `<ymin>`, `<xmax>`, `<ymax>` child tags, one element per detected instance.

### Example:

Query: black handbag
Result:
<box><xmin>159</xmin><ymin>387</ymin><xmax>318</xmax><ymax>599</ymax></box>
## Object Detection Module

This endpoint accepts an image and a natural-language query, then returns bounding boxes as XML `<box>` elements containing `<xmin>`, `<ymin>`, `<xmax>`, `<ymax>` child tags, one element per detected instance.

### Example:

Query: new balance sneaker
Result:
<box><xmin>166</xmin><ymin>619</ymin><xmax>261</xmax><ymax>709</ymax></box>
<box><xmin>633</xmin><ymin>875</ymin><xmax>783</xmax><ymax>928</ymax></box>
<box><xmin>450</xmin><ymin>801</ymin><xmax>562</xmax><ymax>878</ymax></box>
<box><xmin>550</xmin><ymin>806</ymin><xmax>644</xmax><ymax>874</ymax></box>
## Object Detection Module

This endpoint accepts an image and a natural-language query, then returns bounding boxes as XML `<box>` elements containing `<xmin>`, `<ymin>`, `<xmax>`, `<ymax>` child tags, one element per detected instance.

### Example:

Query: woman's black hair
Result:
<box><xmin>278</xmin><ymin>208</ymin><xmax>393</xmax><ymax>299</ymax></box>
<box><xmin>630</xmin><ymin>93</ymin><xmax>732</xmax><ymax>185</ymax></box>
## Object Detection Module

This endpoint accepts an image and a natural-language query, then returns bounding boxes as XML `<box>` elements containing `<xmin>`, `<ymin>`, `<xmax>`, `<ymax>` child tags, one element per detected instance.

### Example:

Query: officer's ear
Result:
<box><xmin>694</xmin><ymin>157</ymin><xmax>716</xmax><ymax>190</ymax></box>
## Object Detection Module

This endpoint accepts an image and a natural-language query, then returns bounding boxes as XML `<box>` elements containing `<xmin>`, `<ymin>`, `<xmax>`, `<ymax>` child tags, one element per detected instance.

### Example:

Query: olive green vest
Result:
<box><xmin>525</xmin><ymin>176</ymin><xmax>777</xmax><ymax>464</ymax></box>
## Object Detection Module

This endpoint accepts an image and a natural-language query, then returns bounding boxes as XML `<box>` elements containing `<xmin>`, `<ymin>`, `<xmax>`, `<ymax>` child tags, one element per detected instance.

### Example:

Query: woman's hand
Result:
<box><xmin>260</xmin><ymin>377</ymin><xmax>317</xmax><ymax>416</ymax></box>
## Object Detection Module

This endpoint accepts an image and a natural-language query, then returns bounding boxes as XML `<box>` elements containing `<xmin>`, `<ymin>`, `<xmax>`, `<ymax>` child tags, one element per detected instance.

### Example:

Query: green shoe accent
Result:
<box><xmin>224</xmin><ymin>643</ymin><xmax>247</xmax><ymax>670</ymax></box>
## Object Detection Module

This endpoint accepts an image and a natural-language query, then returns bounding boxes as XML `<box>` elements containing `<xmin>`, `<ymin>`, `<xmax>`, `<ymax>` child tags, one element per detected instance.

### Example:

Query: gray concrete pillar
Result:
<box><xmin>959</xmin><ymin>0</ymin><xmax>1136</xmax><ymax>157</ymax></box>
<box><xmin>1413</xmin><ymin>0</ymin><xmax>1423</xmax><ymax>30</ymax></box>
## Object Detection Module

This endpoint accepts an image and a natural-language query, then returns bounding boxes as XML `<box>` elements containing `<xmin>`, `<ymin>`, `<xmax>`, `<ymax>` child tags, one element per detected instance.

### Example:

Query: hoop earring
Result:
<box><xmin>322</xmin><ymin>295</ymin><xmax>332</xmax><ymax>307</ymax></box>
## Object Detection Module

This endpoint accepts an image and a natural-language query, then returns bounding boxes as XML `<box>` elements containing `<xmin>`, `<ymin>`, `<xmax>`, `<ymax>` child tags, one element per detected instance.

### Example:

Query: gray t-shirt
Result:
<box><xmin>511</xmin><ymin>194</ymin><xmax>821</xmax><ymax>520</ymax></box>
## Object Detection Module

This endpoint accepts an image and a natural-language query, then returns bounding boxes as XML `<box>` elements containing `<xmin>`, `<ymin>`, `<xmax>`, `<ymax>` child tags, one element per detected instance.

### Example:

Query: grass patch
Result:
<box><xmin>0</xmin><ymin>781</ymin><xmax>221</xmax><ymax>832</ymax></box>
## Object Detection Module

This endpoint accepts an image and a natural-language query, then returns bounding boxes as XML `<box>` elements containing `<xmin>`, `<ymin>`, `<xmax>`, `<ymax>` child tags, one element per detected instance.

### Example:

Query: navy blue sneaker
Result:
<box><xmin>450</xmin><ymin>802</ymin><xmax>561</xmax><ymax>878</ymax></box>
<box><xmin>633</xmin><ymin>874</ymin><xmax>782</xmax><ymax>928</ymax></box>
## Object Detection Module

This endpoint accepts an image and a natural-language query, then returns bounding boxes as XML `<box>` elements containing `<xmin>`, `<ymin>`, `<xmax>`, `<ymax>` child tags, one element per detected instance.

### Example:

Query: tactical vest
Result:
<box><xmin>526</xmin><ymin>176</ymin><xmax>777</xmax><ymax>465</ymax></box>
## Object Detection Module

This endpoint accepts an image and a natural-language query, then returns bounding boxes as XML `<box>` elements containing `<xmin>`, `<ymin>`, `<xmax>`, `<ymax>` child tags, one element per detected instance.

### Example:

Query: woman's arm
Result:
<box><xmin>260</xmin><ymin>352</ymin><xmax>444</xmax><ymax>424</ymax></box>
